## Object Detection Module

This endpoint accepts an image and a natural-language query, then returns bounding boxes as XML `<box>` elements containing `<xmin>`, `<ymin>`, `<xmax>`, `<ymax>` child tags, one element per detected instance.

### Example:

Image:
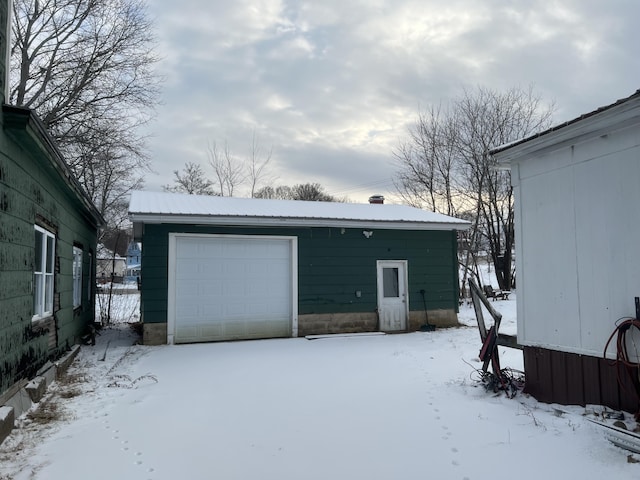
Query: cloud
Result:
<box><xmin>144</xmin><ymin>0</ymin><xmax>640</xmax><ymax>202</ymax></box>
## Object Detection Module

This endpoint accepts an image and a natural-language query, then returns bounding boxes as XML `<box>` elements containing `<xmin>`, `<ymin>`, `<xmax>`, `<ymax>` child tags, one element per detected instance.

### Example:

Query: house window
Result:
<box><xmin>87</xmin><ymin>252</ymin><xmax>93</xmax><ymax>303</ymax></box>
<box><xmin>34</xmin><ymin>225</ymin><xmax>55</xmax><ymax>319</ymax></box>
<box><xmin>73</xmin><ymin>246</ymin><xmax>83</xmax><ymax>308</ymax></box>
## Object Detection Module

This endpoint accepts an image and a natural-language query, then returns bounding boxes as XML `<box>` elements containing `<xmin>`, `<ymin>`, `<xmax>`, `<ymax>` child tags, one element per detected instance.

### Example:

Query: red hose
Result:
<box><xmin>603</xmin><ymin>318</ymin><xmax>640</xmax><ymax>402</ymax></box>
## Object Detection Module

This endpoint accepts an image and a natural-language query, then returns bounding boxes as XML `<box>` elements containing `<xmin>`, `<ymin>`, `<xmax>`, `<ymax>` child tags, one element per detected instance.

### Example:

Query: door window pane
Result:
<box><xmin>383</xmin><ymin>267</ymin><xmax>399</xmax><ymax>297</ymax></box>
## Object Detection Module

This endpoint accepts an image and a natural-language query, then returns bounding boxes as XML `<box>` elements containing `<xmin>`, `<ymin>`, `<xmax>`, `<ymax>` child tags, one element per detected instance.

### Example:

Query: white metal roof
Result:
<box><xmin>491</xmin><ymin>89</ymin><xmax>640</xmax><ymax>164</ymax></box>
<box><xmin>128</xmin><ymin>191</ymin><xmax>470</xmax><ymax>231</ymax></box>
<box><xmin>96</xmin><ymin>244</ymin><xmax>125</xmax><ymax>260</ymax></box>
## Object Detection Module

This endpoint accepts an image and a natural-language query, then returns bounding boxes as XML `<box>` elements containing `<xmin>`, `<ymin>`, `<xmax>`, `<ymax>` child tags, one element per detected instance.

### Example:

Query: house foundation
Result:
<box><xmin>143</xmin><ymin>323</ymin><xmax>168</xmax><ymax>346</ymax></box>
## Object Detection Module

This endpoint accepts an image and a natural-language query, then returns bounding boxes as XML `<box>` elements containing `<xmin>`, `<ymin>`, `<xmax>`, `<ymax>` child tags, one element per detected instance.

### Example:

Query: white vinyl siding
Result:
<box><xmin>34</xmin><ymin>225</ymin><xmax>55</xmax><ymax>319</ymax></box>
<box><xmin>511</xmin><ymin>119</ymin><xmax>640</xmax><ymax>357</ymax></box>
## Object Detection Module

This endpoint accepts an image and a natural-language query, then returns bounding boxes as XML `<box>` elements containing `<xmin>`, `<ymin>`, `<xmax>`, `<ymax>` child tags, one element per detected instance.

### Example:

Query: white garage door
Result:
<box><xmin>171</xmin><ymin>235</ymin><xmax>294</xmax><ymax>343</ymax></box>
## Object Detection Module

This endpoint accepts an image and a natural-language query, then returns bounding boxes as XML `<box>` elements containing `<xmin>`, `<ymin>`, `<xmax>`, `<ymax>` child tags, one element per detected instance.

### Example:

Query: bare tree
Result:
<box><xmin>255</xmin><ymin>183</ymin><xmax>336</xmax><ymax>202</ymax></box>
<box><xmin>395</xmin><ymin>104</ymin><xmax>459</xmax><ymax>216</ymax></box>
<box><xmin>70</xmin><ymin>137</ymin><xmax>144</xmax><ymax>228</ymax></box>
<box><xmin>396</xmin><ymin>85</ymin><xmax>554</xmax><ymax>291</ymax></box>
<box><xmin>247</xmin><ymin>131</ymin><xmax>274</xmax><ymax>198</ymax></box>
<box><xmin>163</xmin><ymin>162</ymin><xmax>216</xmax><ymax>195</ymax></box>
<box><xmin>10</xmin><ymin>0</ymin><xmax>160</xmax><ymax>223</ymax></box>
<box><xmin>254</xmin><ymin>185</ymin><xmax>293</xmax><ymax>200</ymax></box>
<box><xmin>207</xmin><ymin>141</ymin><xmax>246</xmax><ymax>197</ymax></box>
<box><xmin>291</xmin><ymin>183</ymin><xmax>335</xmax><ymax>201</ymax></box>
<box><xmin>206</xmin><ymin>133</ymin><xmax>274</xmax><ymax>197</ymax></box>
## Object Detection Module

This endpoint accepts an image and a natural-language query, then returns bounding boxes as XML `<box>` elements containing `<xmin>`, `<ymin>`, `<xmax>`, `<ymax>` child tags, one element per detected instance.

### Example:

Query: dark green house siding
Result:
<box><xmin>139</xmin><ymin>223</ymin><xmax>459</xmax><ymax>327</ymax></box>
<box><xmin>299</xmin><ymin>227</ymin><xmax>458</xmax><ymax>315</ymax></box>
<box><xmin>0</xmin><ymin>107</ymin><xmax>101</xmax><ymax>396</ymax></box>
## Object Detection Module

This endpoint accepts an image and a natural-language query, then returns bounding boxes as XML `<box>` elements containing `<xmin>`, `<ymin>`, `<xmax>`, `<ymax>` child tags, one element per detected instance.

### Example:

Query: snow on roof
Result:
<box><xmin>97</xmin><ymin>244</ymin><xmax>125</xmax><ymax>260</ymax></box>
<box><xmin>128</xmin><ymin>191</ymin><xmax>470</xmax><ymax>231</ymax></box>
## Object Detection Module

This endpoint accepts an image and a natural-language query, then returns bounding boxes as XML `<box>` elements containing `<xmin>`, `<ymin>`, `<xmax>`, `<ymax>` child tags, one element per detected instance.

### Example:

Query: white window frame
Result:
<box><xmin>73</xmin><ymin>246</ymin><xmax>83</xmax><ymax>308</ymax></box>
<box><xmin>34</xmin><ymin>225</ymin><xmax>55</xmax><ymax>320</ymax></box>
<box><xmin>86</xmin><ymin>251</ymin><xmax>93</xmax><ymax>303</ymax></box>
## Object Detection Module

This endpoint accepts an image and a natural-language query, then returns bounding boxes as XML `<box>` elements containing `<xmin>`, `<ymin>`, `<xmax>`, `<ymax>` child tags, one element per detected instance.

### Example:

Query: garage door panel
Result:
<box><xmin>175</xmin><ymin>319</ymin><xmax>290</xmax><ymax>343</ymax></box>
<box><xmin>173</xmin><ymin>236</ymin><xmax>293</xmax><ymax>343</ymax></box>
<box><xmin>176</xmin><ymin>259</ymin><xmax>202</xmax><ymax>277</ymax></box>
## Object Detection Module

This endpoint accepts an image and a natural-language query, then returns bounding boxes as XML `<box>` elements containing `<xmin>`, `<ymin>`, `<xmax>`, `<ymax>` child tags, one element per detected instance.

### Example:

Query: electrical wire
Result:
<box><xmin>603</xmin><ymin>317</ymin><xmax>640</xmax><ymax>403</ymax></box>
<box><xmin>475</xmin><ymin>367</ymin><xmax>525</xmax><ymax>399</ymax></box>
<box><xmin>464</xmin><ymin>358</ymin><xmax>525</xmax><ymax>399</ymax></box>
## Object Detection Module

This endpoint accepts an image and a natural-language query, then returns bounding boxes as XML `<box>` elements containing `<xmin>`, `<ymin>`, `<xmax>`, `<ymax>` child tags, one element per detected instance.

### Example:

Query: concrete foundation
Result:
<box><xmin>143</xmin><ymin>323</ymin><xmax>168</xmax><ymax>345</ymax></box>
<box><xmin>25</xmin><ymin>377</ymin><xmax>47</xmax><ymax>403</ymax></box>
<box><xmin>3</xmin><ymin>386</ymin><xmax>32</xmax><ymax>421</ymax></box>
<box><xmin>0</xmin><ymin>345</ymin><xmax>81</xmax><ymax>445</ymax></box>
<box><xmin>298</xmin><ymin>312</ymin><xmax>378</xmax><ymax>337</ymax></box>
<box><xmin>55</xmin><ymin>346</ymin><xmax>81</xmax><ymax>375</ymax></box>
<box><xmin>142</xmin><ymin>309</ymin><xmax>460</xmax><ymax>345</ymax></box>
<box><xmin>299</xmin><ymin>309</ymin><xmax>459</xmax><ymax>337</ymax></box>
<box><xmin>0</xmin><ymin>406</ymin><xmax>15</xmax><ymax>445</ymax></box>
<box><xmin>408</xmin><ymin>309</ymin><xmax>459</xmax><ymax>330</ymax></box>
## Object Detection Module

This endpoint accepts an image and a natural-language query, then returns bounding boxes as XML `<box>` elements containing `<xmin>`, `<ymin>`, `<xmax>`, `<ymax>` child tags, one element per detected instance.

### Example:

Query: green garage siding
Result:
<box><xmin>299</xmin><ymin>228</ymin><xmax>457</xmax><ymax>315</ymax></box>
<box><xmin>138</xmin><ymin>224</ymin><xmax>459</xmax><ymax>325</ymax></box>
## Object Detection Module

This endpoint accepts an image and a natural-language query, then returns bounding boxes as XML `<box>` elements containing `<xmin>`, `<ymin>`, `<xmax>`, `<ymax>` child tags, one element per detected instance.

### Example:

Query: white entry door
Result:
<box><xmin>376</xmin><ymin>260</ymin><xmax>408</xmax><ymax>332</ymax></box>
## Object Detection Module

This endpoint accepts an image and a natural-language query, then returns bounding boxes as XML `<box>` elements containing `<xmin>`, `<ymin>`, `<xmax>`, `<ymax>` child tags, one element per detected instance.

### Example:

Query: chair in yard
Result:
<box><xmin>483</xmin><ymin>284</ymin><xmax>497</xmax><ymax>300</ymax></box>
<box><xmin>483</xmin><ymin>284</ymin><xmax>510</xmax><ymax>301</ymax></box>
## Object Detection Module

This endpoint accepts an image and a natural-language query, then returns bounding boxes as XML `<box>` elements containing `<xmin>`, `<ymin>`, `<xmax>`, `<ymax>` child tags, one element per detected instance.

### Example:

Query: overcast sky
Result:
<box><xmin>144</xmin><ymin>0</ymin><xmax>640</xmax><ymax>203</ymax></box>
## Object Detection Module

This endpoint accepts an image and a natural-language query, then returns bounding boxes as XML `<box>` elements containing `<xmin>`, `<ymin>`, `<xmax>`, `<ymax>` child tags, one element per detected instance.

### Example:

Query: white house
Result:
<box><xmin>492</xmin><ymin>90</ymin><xmax>640</xmax><ymax>412</ymax></box>
<box><xmin>125</xmin><ymin>241</ymin><xmax>141</xmax><ymax>283</ymax></box>
<box><xmin>96</xmin><ymin>244</ymin><xmax>127</xmax><ymax>281</ymax></box>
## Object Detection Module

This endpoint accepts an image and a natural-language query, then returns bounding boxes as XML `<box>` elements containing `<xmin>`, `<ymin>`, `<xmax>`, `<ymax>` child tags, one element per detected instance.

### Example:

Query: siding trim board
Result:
<box><xmin>132</xmin><ymin>214</ymin><xmax>464</xmax><ymax>231</ymax></box>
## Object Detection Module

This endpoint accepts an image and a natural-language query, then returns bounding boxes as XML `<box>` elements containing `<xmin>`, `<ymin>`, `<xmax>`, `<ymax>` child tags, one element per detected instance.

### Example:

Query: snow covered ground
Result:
<box><xmin>1</xmin><ymin>294</ymin><xmax>639</xmax><ymax>479</ymax></box>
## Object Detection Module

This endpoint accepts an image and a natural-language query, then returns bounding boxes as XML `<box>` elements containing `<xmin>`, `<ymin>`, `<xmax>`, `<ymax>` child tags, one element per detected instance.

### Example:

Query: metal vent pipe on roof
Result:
<box><xmin>368</xmin><ymin>195</ymin><xmax>384</xmax><ymax>204</ymax></box>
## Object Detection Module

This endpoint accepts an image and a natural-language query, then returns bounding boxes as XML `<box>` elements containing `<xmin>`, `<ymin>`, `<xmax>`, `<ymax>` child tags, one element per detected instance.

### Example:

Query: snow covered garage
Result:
<box><xmin>128</xmin><ymin>191</ymin><xmax>469</xmax><ymax>345</ymax></box>
<box><xmin>492</xmin><ymin>90</ymin><xmax>640</xmax><ymax>412</ymax></box>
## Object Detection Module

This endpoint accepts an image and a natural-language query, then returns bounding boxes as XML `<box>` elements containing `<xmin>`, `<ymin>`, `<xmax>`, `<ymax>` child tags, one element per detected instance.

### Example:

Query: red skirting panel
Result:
<box><xmin>523</xmin><ymin>346</ymin><xmax>640</xmax><ymax>413</ymax></box>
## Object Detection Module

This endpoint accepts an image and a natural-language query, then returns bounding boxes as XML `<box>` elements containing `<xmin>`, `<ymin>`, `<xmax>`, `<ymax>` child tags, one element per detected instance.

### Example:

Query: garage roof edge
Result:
<box><xmin>129</xmin><ymin>213</ymin><xmax>469</xmax><ymax>231</ymax></box>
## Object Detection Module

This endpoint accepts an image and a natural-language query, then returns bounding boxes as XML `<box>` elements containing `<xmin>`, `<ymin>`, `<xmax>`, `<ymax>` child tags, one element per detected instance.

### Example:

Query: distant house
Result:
<box><xmin>0</xmin><ymin>96</ymin><xmax>103</xmax><ymax>405</ymax></box>
<box><xmin>96</xmin><ymin>244</ymin><xmax>127</xmax><ymax>281</ymax></box>
<box><xmin>125</xmin><ymin>241</ymin><xmax>141</xmax><ymax>283</ymax></box>
<box><xmin>492</xmin><ymin>90</ymin><xmax>640</xmax><ymax>412</ymax></box>
<box><xmin>128</xmin><ymin>191</ymin><xmax>470</xmax><ymax>345</ymax></box>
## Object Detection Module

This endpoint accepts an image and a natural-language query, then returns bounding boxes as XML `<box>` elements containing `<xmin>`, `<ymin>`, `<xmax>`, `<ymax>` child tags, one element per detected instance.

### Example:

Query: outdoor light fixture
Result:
<box><xmin>362</xmin><ymin>230</ymin><xmax>373</xmax><ymax>238</ymax></box>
